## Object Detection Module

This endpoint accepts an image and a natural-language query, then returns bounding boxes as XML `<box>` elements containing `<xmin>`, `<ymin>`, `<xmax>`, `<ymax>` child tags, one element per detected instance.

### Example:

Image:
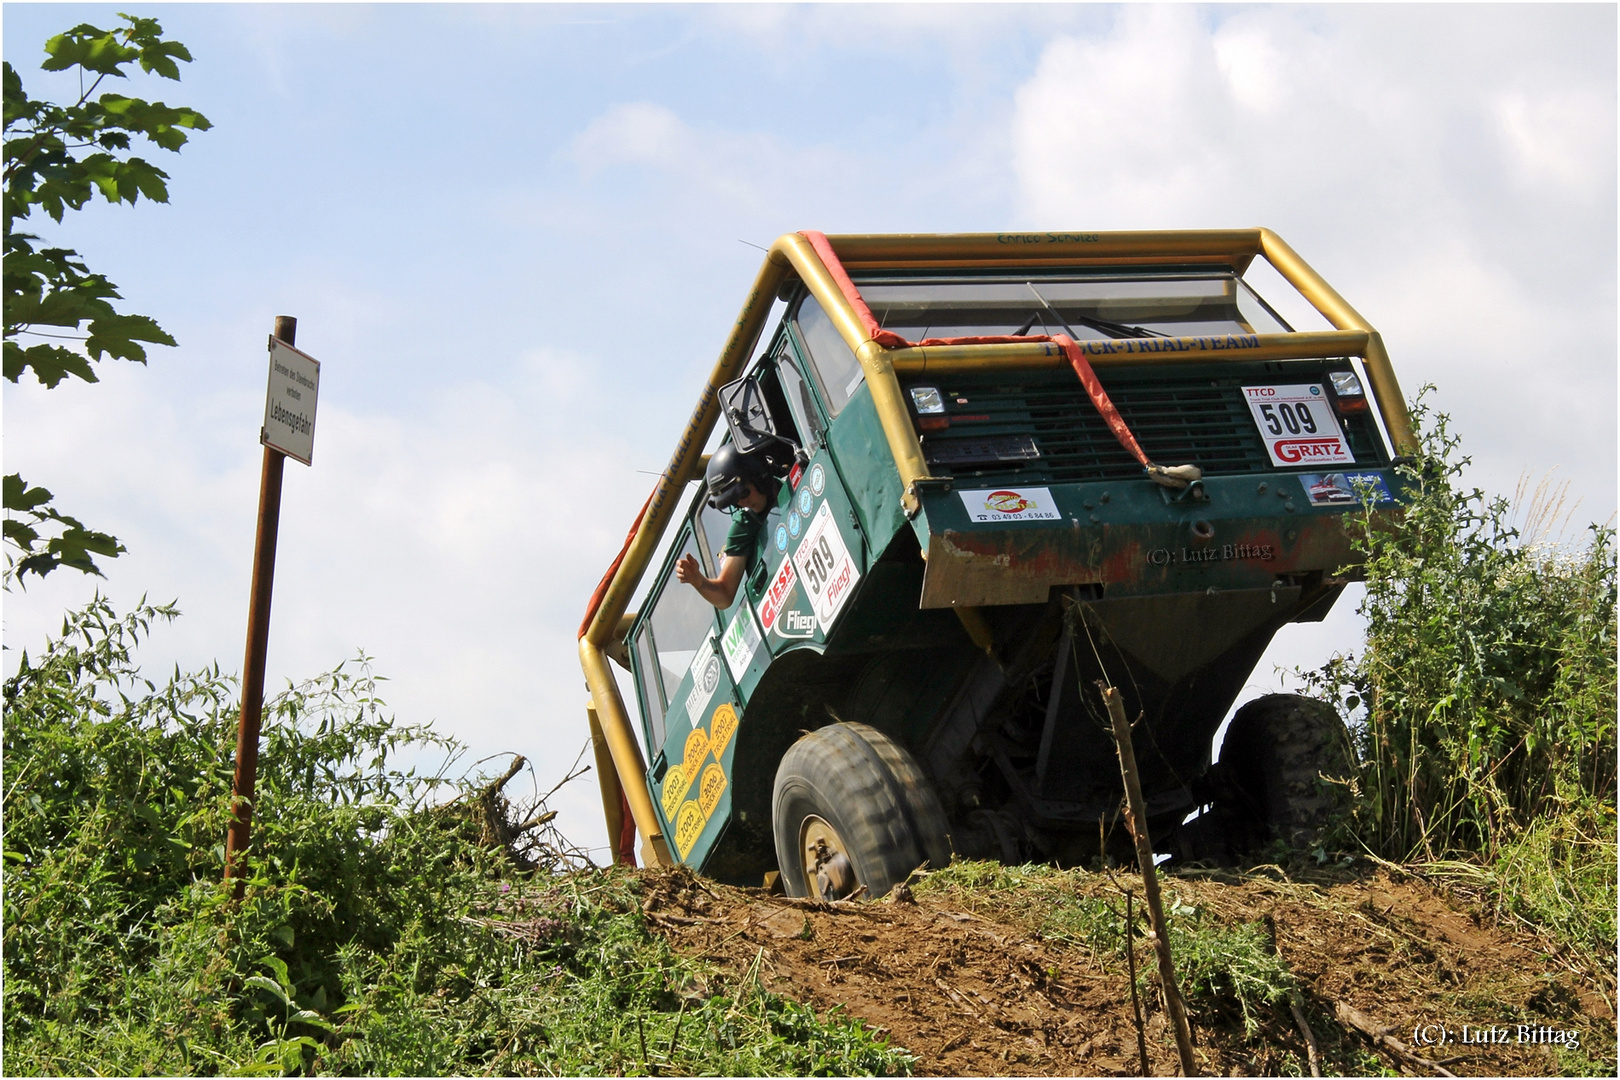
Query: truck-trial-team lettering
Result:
<box><xmin>1146</xmin><ymin>543</ymin><xmax>1275</xmax><ymax>566</ymax></box>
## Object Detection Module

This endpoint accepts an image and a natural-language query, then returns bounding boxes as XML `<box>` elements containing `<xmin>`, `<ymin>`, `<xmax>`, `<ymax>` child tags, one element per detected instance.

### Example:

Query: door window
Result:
<box><xmin>777</xmin><ymin>354</ymin><xmax>825</xmax><ymax>452</ymax></box>
<box><xmin>794</xmin><ymin>293</ymin><xmax>865</xmax><ymax>417</ymax></box>
<box><xmin>643</xmin><ymin>530</ymin><xmax>719</xmax><ymax>741</ymax></box>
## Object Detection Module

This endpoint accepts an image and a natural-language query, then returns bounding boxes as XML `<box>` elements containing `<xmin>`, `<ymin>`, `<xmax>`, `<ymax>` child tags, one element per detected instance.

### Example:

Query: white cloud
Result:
<box><xmin>1011</xmin><ymin>4</ymin><xmax>1616</xmax><ymax>515</ymax></box>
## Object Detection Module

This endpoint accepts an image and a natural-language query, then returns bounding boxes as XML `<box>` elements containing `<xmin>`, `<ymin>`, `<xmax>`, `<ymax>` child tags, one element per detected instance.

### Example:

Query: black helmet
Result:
<box><xmin>705</xmin><ymin>443</ymin><xmax>767</xmax><ymax>510</ymax></box>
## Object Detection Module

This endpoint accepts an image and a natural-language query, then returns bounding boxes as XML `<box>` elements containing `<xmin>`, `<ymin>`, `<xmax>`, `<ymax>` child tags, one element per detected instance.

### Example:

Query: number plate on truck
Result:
<box><xmin>1242</xmin><ymin>384</ymin><xmax>1354</xmax><ymax>467</ymax></box>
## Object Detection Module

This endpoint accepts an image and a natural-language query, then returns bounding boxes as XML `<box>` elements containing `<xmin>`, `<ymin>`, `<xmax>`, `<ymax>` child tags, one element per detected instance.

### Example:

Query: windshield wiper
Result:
<box><xmin>1026</xmin><ymin>282</ymin><xmax>1166</xmax><ymax>339</ymax></box>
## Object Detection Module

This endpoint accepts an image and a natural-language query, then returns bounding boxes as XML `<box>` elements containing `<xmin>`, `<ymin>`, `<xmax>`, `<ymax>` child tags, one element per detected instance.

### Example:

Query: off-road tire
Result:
<box><xmin>772</xmin><ymin>722</ymin><xmax>952</xmax><ymax>899</ymax></box>
<box><xmin>1219</xmin><ymin>694</ymin><xmax>1353</xmax><ymax>854</ymax></box>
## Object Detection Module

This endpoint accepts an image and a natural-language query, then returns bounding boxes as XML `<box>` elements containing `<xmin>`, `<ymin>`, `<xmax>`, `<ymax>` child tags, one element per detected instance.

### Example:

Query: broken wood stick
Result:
<box><xmin>1334</xmin><ymin>1000</ymin><xmax>1457</xmax><ymax>1077</ymax></box>
<box><xmin>1100</xmin><ymin>681</ymin><xmax>1198</xmax><ymax>1077</ymax></box>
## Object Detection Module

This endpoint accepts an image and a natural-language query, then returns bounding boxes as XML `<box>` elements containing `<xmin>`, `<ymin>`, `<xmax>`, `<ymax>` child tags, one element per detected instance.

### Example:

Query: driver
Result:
<box><xmin>676</xmin><ymin>443</ymin><xmax>777</xmax><ymax>609</ymax></box>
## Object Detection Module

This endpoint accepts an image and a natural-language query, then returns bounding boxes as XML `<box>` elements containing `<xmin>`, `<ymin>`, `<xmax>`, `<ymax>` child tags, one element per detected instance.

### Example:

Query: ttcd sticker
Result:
<box><xmin>792</xmin><ymin>502</ymin><xmax>860</xmax><ymax>628</ymax></box>
<box><xmin>958</xmin><ymin>487</ymin><xmax>1062</xmax><ymax>523</ymax></box>
<box><xmin>1242</xmin><ymin>384</ymin><xmax>1353</xmax><ymax>466</ymax></box>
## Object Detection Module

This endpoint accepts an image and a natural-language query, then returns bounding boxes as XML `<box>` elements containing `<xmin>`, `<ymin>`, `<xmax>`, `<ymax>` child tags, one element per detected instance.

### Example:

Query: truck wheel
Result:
<box><xmin>772</xmin><ymin>722</ymin><xmax>952</xmax><ymax>900</ymax></box>
<box><xmin>1219</xmin><ymin>694</ymin><xmax>1353</xmax><ymax>854</ymax></box>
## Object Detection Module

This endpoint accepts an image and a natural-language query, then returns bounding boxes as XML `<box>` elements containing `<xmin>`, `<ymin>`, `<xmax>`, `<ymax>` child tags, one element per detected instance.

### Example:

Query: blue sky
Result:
<box><xmin>5</xmin><ymin>3</ymin><xmax>1615</xmax><ymax>859</ymax></box>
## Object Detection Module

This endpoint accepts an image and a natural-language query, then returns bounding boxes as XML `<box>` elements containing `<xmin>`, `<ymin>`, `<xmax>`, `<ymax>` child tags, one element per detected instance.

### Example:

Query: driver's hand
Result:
<box><xmin>674</xmin><ymin>553</ymin><xmax>701</xmax><ymax>585</ymax></box>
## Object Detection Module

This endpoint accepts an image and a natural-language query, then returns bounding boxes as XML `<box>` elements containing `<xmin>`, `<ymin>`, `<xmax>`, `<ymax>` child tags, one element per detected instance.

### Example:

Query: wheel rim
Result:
<box><xmin>799</xmin><ymin>814</ymin><xmax>857</xmax><ymax>900</ymax></box>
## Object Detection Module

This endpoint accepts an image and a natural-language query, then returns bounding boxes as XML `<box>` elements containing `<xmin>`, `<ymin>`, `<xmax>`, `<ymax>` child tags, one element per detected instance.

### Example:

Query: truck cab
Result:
<box><xmin>582</xmin><ymin>231</ymin><xmax>1411</xmax><ymax>897</ymax></box>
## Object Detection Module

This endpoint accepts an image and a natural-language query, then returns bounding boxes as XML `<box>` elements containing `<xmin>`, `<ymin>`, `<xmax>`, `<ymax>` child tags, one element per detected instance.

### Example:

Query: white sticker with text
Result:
<box><xmin>957</xmin><ymin>487</ymin><xmax>1062</xmax><ymax>523</ymax></box>
<box><xmin>720</xmin><ymin>605</ymin><xmax>762</xmax><ymax>681</ymax></box>
<box><xmin>792</xmin><ymin>502</ymin><xmax>860</xmax><ymax>629</ymax></box>
<box><xmin>1243</xmin><ymin>384</ymin><xmax>1354</xmax><ymax>467</ymax></box>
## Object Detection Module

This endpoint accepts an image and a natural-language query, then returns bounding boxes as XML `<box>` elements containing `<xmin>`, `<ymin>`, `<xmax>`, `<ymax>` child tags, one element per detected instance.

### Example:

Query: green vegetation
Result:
<box><xmin>2</xmin><ymin>599</ymin><xmax>909</xmax><ymax>1075</ymax></box>
<box><xmin>1306</xmin><ymin>396</ymin><xmax>1617</xmax><ymax>962</ymax></box>
<box><xmin>4</xmin><ymin>14</ymin><xmax>210</xmax><ymax>580</ymax></box>
<box><xmin>917</xmin><ymin>862</ymin><xmax>1294</xmax><ymax>1038</ymax></box>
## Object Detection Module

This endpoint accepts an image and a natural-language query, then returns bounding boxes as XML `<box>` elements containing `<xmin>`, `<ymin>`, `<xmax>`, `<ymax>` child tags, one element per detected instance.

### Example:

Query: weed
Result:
<box><xmin>1302</xmin><ymin>394</ymin><xmax>1616</xmax><ymax>963</ymax></box>
<box><xmin>2</xmin><ymin>599</ymin><xmax>911</xmax><ymax>1076</ymax></box>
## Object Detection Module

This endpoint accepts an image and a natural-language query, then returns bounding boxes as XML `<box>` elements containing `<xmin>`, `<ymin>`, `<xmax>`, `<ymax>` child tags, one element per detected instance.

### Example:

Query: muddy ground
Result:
<box><xmin>639</xmin><ymin>863</ymin><xmax>1615</xmax><ymax>1077</ymax></box>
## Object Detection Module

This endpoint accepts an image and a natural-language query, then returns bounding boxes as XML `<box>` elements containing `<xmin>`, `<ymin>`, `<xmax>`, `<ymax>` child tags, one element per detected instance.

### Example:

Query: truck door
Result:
<box><xmin>631</xmin><ymin>515</ymin><xmax>746</xmax><ymax>867</ymax></box>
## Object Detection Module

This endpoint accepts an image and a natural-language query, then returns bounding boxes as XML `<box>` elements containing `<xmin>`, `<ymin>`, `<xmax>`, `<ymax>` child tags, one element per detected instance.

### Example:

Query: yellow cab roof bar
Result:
<box><xmin>581</xmin><ymin>229</ymin><xmax>1415</xmax><ymax>866</ymax></box>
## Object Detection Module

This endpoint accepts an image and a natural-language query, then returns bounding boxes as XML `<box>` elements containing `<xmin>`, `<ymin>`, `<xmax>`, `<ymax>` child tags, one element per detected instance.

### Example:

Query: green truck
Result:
<box><xmin>579</xmin><ymin>230</ymin><xmax>1412</xmax><ymax>899</ymax></box>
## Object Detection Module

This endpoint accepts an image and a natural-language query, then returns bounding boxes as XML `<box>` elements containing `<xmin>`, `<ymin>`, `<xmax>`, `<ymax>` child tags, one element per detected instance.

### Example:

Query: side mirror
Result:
<box><xmin>718</xmin><ymin>376</ymin><xmax>802</xmax><ymax>475</ymax></box>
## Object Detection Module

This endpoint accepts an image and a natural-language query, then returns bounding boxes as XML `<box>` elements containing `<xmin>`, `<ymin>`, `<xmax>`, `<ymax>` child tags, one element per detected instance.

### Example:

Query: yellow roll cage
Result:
<box><xmin>580</xmin><ymin>229</ymin><xmax>1415</xmax><ymax>866</ymax></box>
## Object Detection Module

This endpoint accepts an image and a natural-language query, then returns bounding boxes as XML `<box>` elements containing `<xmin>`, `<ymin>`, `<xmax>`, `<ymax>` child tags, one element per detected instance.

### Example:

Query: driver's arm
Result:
<box><xmin>676</xmin><ymin>552</ymin><xmax>746</xmax><ymax>609</ymax></box>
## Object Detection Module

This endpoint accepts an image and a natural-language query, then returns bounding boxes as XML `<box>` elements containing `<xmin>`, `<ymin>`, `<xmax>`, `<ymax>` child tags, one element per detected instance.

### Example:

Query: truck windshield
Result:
<box><xmin>854</xmin><ymin>273</ymin><xmax>1289</xmax><ymax>340</ymax></box>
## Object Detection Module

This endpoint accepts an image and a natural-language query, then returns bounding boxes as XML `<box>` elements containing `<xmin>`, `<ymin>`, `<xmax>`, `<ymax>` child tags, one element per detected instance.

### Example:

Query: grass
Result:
<box><xmin>1</xmin><ymin>599</ymin><xmax>911</xmax><ymax>1076</ymax></box>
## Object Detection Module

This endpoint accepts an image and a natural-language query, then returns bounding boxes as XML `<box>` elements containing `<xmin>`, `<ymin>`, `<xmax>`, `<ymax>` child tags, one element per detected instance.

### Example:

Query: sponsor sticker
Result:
<box><xmin>774</xmin><ymin>523</ymin><xmax>788</xmax><ymax>552</ymax></box>
<box><xmin>708</xmin><ymin>703</ymin><xmax>738</xmax><ymax>758</ymax></box>
<box><xmin>1299</xmin><ymin>471</ymin><xmax>1393</xmax><ymax>506</ymax></box>
<box><xmin>773</xmin><ymin>607</ymin><xmax>818</xmax><ymax>639</ymax></box>
<box><xmin>682</xmin><ymin>726</ymin><xmax>710</xmax><ymax>787</ymax></box>
<box><xmin>698</xmin><ymin>762</ymin><xmax>728</xmax><ymax>818</ymax></box>
<box><xmin>1243</xmin><ymin>384</ymin><xmax>1354</xmax><ymax>466</ymax></box>
<box><xmin>809</xmin><ymin>462</ymin><xmax>826</xmax><ymax>496</ymax></box>
<box><xmin>660</xmin><ymin>765</ymin><xmax>688</xmax><ymax>818</ymax></box>
<box><xmin>674</xmin><ymin>801</ymin><xmax>705</xmax><ymax>858</ymax></box>
<box><xmin>720</xmin><ymin>606</ymin><xmax>762</xmax><ymax>681</ymax></box>
<box><xmin>958</xmin><ymin>487</ymin><xmax>1062</xmax><ymax>523</ymax></box>
<box><xmin>683</xmin><ymin>651</ymin><xmax>721</xmax><ymax>725</ymax></box>
<box><xmin>792</xmin><ymin>502</ymin><xmax>860</xmax><ymax>628</ymax></box>
<box><xmin>788</xmin><ymin>511</ymin><xmax>801</xmax><ymax>539</ymax></box>
<box><xmin>797</xmin><ymin>488</ymin><xmax>814</xmax><ymax>516</ymax></box>
<box><xmin>758</xmin><ymin>558</ymin><xmax>798</xmax><ymax>632</ymax></box>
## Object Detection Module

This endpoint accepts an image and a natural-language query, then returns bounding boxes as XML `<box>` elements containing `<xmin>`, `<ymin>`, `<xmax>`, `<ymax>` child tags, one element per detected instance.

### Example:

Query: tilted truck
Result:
<box><xmin>579</xmin><ymin>230</ymin><xmax>1413</xmax><ymax>899</ymax></box>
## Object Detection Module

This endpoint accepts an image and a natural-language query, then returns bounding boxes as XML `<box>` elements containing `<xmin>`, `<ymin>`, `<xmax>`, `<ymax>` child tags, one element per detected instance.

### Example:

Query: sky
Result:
<box><xmin>4</xmin><ymin>2</ymin><xmax>1615</xmax><ymax>861</ymax></box>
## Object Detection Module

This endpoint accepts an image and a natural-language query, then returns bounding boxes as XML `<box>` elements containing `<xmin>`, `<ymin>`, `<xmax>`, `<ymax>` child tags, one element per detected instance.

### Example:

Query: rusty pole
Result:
<box><xmin>224</xmin><ymin>314</ymin><xmax>295</xmax><ymax>895</ymax></box>
<box><xmin>1100</xmin><ymin>681</ymin><xmax>1198</xmax><ymax>1076</ymax></box>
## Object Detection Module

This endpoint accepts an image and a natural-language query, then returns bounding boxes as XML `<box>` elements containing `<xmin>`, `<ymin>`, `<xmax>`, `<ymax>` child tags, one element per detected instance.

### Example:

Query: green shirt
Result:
<box><xmin>722</xmin><ymin>508</ymin><xmax>768</xmax><ymax>562</ymax></box>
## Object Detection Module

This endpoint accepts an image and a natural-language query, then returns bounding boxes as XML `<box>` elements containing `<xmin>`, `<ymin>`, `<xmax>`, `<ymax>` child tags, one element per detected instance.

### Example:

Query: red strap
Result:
<box><xmin>616</xmin><ymin>789</ymin><xmax>638</xmax><ymax>866</ymax></box>
<box><xmin>578</xmin><ymin>488</ymin><xmax>654</xmax><ymax>640</ymax></box>
<box><xmin>797</xmin><ymin>231</ymin><xmax>1153</xmax><ymax>469</ymax></box>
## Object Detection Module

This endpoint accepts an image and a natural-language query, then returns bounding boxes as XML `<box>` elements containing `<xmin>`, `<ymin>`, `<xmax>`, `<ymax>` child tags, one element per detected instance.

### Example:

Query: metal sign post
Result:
<box><xmin>224</xmin><ymin>315</ymin><xmax>320</xmax><ymax>894</ymax></box>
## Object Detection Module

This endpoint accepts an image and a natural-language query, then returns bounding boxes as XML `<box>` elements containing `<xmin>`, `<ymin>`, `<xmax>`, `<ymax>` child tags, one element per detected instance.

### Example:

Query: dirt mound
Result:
<box><xmin>639</xmin><ymin>863</ymin><xmax>1614</xmax><ymax>1076</ymax></box>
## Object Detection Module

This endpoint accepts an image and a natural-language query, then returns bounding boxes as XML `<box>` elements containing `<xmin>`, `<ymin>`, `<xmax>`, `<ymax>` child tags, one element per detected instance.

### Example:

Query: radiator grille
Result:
<box><xmin>916</xmin><ymin>368</ymin><xmax>1387</xmax><ymax>484</ymax></box>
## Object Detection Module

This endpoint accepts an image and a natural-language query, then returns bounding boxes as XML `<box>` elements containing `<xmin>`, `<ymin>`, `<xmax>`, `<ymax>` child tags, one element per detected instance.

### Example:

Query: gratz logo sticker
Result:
<box><xmin>1243</xmin><ymin>384</ymin><xmax>1353</xmax><ymax>466</ymax></box>
<box><xmin>792</xmin><ymin>502</ymin><xmax>860</xmax><ymax>629</ymax></box>
<box><xmin>720</xmin><ymin>606</ymin><xmax>762</xmax><ymax>681</ymax></box>
<box><xmin>809</xmin><ymin>463</ymin><xmax>826</xmax><ymax>495</ymax></box>
<box><xmin>758</xmin><ymin>558</ymin><xmax>798</xmax><ymax>632</ymax></box>
<box><xmin>958</xmin><ymin>487</ymin><xmax>1062</xmax><ymax>523</ymax></box>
